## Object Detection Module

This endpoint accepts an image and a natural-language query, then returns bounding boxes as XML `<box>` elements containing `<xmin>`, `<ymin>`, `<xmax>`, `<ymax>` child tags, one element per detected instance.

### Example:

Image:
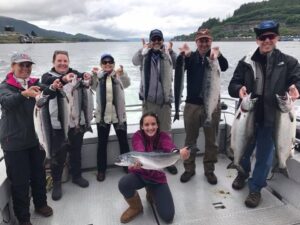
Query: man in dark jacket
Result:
<box><xmin>175</xmin><ymin>28</ymin><xmax>228</xmax><ymax>185</ymax></box>
<box><xmin>228</xmin><ymin>20</ymin><xmax>300</xmax><ymax>208</ymax></box>
<box><xmin>0</xmin><ymin>53</ymin><xmax>61</xmax><ymax>225</ymax></box>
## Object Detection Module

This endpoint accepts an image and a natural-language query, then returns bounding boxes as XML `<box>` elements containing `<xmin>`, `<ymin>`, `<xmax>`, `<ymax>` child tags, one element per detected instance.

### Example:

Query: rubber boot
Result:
<box><xmin>120</xmin><ymin>192</ymin><xmax>143</xmax><ymax>223</ymax></box>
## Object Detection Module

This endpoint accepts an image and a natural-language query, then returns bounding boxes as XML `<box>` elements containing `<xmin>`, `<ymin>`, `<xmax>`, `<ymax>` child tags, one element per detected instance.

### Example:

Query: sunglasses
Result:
<box><xmin>151</xmin><ymin>37</ymin><xmax>162</xmax><ymax>42</ymax></box>
<box><xmin>18</xmin><ymin>62</ymin><xmax>32</xmax><ymax>68</ymax></box>
<box><xmin>102</xmin><ymin>60</ymin><xmax>114</xmax><ymax>65</ymax></box>
<box><xmin>258</xmin><ymin>34</ymin><xmax>277</xmax><ymax>41</ymax></box>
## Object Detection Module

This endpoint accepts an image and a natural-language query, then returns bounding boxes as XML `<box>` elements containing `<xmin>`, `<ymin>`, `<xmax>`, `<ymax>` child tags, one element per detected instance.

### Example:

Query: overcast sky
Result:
<box><xmin>0</xmin><ymin>0</ymin><xmax>264</xmax><ymax>39</ymax></box>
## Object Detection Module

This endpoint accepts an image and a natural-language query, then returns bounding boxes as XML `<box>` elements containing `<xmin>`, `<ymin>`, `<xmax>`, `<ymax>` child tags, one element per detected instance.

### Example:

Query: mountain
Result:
<box><xmin>172</xmin><ymin>0</ymin><xmax>300</xmax><ymax>41</ymax></box>
<box><xmin>0</xmin><ymin>16</ymin><xmax>106</xmax><ymax>43</ymax></box>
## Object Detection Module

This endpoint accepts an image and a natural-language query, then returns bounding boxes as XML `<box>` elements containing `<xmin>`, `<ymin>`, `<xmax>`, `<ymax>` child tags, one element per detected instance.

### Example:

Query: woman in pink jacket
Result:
<box><xmin>118</xmin><ymin>112</ymin><xmax>189</xmax><ymax>223</ymax></box>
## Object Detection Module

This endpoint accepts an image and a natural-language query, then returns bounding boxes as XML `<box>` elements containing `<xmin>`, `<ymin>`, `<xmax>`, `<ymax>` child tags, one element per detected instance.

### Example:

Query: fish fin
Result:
<box><xmin>86</xmin><ymin>126</ymin><xmax>93</xmax><ymax>133</ymax></box>
<box><xmin>203</xmin><ymin>120</ymin><xmax>212</xmax><ymax>127</ymax></box>
<box><xmin>272</xmin><ymin>166</ymin><xmax>290</xmax><ymax>178</ymax></box>
<box><xmin>288</xmin><ymin>111</ymin><xmax>294</xmax><ymax>122</ymax></box>
<box><xmin>236</xmin><ymin>111</ymin><xmax>241</xmax><ymax>120</ymax></box>
<box><xmin>227</xmin><ymin>162</ymin><xmax>235</xmax><ymax>169</ymax></box>
<box><xmin>227</xmin><ymin>162</ymin><xmax>246</xmax><ymax>175</ymax></box>
<box><xmin>115</xmin><ymin>162</ymin><xmax>124</xmax><ymax>167</ymax></box>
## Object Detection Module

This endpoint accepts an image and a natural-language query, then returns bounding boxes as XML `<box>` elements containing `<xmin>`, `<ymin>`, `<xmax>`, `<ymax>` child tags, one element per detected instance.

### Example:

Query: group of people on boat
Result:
<box><xmin>0</xmin><ymin>19</ymin><xmax>300</xmax><ymax>225</ymax></box>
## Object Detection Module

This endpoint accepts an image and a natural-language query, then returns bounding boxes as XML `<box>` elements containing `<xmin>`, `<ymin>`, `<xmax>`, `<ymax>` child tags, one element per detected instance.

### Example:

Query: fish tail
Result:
<box><xmin>203</xmin><ymin>120</ymin><xmax>212</xmax><ymax>127</ymax></box>
<box><xmin>272</xmin><ymin>166</ymin><xmax>290</xmax><ymax>178</ymax></box>
<box><xmin>227</xmin><ymin>162</ymin><xmax>247</xmax><ymax>176</ymax></box>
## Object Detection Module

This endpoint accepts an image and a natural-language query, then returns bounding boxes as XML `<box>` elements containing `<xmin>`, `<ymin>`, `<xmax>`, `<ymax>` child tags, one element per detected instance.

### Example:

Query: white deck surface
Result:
<box><xmin>29</xmin><ymin>154</ymin><xmax>300</xmax><ymax>225</ymax></box>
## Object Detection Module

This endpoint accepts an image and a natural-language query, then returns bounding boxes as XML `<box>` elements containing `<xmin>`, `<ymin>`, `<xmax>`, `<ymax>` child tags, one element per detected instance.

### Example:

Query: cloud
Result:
<box><xmin>0</xmin><ymin>0</ymin><xmax>264</xmax><ymax>39</ymax></box>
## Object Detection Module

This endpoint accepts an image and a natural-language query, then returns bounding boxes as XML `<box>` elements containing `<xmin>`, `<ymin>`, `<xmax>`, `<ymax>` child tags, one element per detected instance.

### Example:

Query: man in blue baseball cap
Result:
<box><xmin>132</xmin><ymin>29</ymin><xmax>178</xmax><ymax>175</ymax></box>
<box><xmin>228</xmin><ymin>20</ymin><xmax>300</xmax><ymax>208</ymax></box>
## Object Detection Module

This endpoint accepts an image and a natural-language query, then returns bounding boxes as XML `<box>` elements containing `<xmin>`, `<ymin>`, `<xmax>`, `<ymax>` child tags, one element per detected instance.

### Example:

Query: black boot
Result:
<box><xmin>232</xmin><ymin>173</ymin><xmax>248</xmax><ymax>190</ymax></box>
<box><xmin>180</xmin><ymin>171</ymin><xmax>195</xmax><ymax>183</ymax></box>
<box><xmin>205</xmin><ymin>172</ymin><xmax>218</xmax><ymax>185</ymax></box>
<box><xmin>52</xmin><ymin>181</ymin><xmax>62</xmax><ymax>201</ymax></box>
<box><xmin>245</xmin><ymin>192</ymin><xmax>261</xmax><ymax>208</ymax></box>
<box><xmin>166</xmin><ymin>165</ymin><xmax>178</xmax><ymax>175</ymax></box>
<box><xmin>123</xmin><ymin>167</ymin><xmax>128</xmax><ymax>174</ymax></box>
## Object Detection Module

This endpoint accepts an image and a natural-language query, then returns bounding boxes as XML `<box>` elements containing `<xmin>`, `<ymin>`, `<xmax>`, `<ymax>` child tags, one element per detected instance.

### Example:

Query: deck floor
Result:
<box><xmin>30</xmin><ymin>155</ymin><xmax>300</xmax><ymax>225</ymax></box>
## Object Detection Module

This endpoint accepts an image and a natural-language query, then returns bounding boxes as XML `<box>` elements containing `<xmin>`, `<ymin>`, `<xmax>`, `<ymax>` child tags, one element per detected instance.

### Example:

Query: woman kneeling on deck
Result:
<box><xmin>118</xmin><ymin>113</ymin><xmax>190</xmax><ymax>223</ymax></box>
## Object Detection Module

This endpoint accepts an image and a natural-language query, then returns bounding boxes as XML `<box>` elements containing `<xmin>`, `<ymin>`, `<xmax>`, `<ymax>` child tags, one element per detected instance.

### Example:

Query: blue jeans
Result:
<box><xmin>240</xmin><ymin>125</ymin><xmax>275</xmax><ymax>193</ymax></box>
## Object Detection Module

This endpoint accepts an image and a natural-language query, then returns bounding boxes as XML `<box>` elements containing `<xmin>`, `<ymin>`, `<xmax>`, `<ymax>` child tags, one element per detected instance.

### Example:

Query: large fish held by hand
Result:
<box><xmin>64</xmin><ymin>76</ymin><xmax>94</xmax><ymax>133</ymax></box>
<box><xmin>203</xmin><ymin>58</ymin><xmax>220</xmax><ymax>126</ymax></box>
<box><xmin>174</xmin><ymin>54</ymin><xmax>185</xmax><ymax>121</ymax></box>
<box><xmin>115</xmin><ymin>150</ymin><xmax>181</xmax><ymax>170</ymax></box>
<box><xmin>33</xmin><ymin>94</ymin><xmax>52</xmax><ymax>159</ymax></box>
<box><xmin>57</xmin><ymin>90</ymin><xmax>70</xmax><ymax>140</ymax></box>
<box><xmin>228</xmin><ymin>94</ymin><xmax>257</xmax><ymax>175</ymax></box>
<box><xmin>273</xmin><ymin>93</ymin><xmax>296</xmax><ymax>177</ymax></box>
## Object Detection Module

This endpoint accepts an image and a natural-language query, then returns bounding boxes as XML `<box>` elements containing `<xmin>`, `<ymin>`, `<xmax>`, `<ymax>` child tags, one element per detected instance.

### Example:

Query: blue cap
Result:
<box><xmin>254</xmin><ymin>20</ymin><xmax>279</xmax><ymax>37</ymax></box>
<box><xmin>100</xmin><ymin>54</ymin><xmax>114</xmax><ymax>63</ymax></box>
<box><xmin>149</xmin><ymin>29</ymin><xmax>164</xmax><ymax>41</ymax></box>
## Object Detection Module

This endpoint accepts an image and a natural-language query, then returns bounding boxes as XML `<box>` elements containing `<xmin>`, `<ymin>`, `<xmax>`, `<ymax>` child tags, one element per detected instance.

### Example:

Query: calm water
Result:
<box><xmin>1</xmin><ymin>41</ymin><xmax>300</xmax><ymax>106</ymax></box>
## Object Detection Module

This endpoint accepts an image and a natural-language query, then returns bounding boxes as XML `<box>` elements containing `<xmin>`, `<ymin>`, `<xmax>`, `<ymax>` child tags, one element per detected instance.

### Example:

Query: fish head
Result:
<box><xmin>59</xmin><ymin>89</ymin><xmax>67</xmax><ymax>98</ymax></box>
<box><xmin>114</xmin><ymin>153</ymin><xmax>136</xmax><ymax>167</ymax></box>
<box><xmin>81</xmin><ymin>79</ymin><xmax>91</xmax><ymax>88</ymax></box>
<box><xmin>72</xmin><ymin>78</ymin><xmax>83</xmax><ymax>90</ymax></box>
<box><xmin>240</xmin><ymin>93</ymin><xmax>257</xmax><ymax>112</ymax></box>
<box><xmin>276</xmin><ymin>93</ymin><xmax>293</xmax><ymax>113</ymax></box>
<box><xmin>35</xmin><ymin>94</ymin><xmax>50</xmax><ymax>108</ymax></box>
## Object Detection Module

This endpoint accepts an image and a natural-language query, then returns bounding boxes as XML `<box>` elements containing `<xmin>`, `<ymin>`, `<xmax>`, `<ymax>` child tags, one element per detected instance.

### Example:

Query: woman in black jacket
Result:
<box><xmin>0</xmin><ymin>53</ymin><xmax>61</xmax><ymax>225</ymax></box>
<box><xmin>42</xmin><ymin>50</ymin><xmax>91</xmax><ymax>201</ymax></box>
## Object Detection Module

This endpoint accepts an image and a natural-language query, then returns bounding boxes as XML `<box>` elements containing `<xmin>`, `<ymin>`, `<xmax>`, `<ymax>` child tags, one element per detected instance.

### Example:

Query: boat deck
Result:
<box><xmin>30</xmin><ymin>154</ymin><xmax>300</xmax><ymax>225</ymax></box>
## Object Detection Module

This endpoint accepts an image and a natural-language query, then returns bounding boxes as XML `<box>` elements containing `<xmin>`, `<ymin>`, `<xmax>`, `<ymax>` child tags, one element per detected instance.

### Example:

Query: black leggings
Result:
<box><xmin>97</xmin><ymin>122</ymin><xmax>130</xmax><ymax>172</ymax></box>
<box><xmin>118</xmin><ymin>173</ymin><xmax>175</xmax><ymax>223</ymax></box>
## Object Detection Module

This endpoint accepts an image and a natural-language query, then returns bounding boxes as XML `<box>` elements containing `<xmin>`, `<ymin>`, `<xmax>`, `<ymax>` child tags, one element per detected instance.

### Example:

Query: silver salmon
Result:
<box><xmin>228</xmin><ymin>94</ymin><xmax>257</xmax><ymax>174</ymax></box>
<box><xmin>64</xmin><ymin>77</ymin><xmax>94</xmax><ymax>133</ymax></box>
<box><xmin>115</xmin><ymin>150</ymin><xmax>181</xmax><ymax>170</ymax></box>
<box><xmin>203</xmin><ymin>58</ymin><xmax>220</xmax><ymax>126</ymax></box>
<box><xmin>33</xmin><ymin>94</ymin><xmax>52</xmax><ymax>158</ymax></box>
<box><xmin>57</xmin><ymin>90</ymin><xmax>70</xmax><ymax>140</ymax></box>
<box><xmin>273</xmin><ymin>93</ymin><xmax>296</xmax><ymax>177</ymax></box>
<box><xmin>174</xmin><ymin>54</ymin><xmax>185</xmax><ymax>119</ymax></box>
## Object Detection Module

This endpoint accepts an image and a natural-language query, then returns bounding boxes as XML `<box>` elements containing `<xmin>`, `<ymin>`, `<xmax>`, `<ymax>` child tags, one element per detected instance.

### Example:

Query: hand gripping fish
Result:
<box><xmin>227</xmin><ymin>94</ymin><xmax>257</xmax><ymax>175</ymax></box>
<box><xmin>115</xmin><ymin>150</ymin><xmax>181</xmax><ymax>170</ymax></box>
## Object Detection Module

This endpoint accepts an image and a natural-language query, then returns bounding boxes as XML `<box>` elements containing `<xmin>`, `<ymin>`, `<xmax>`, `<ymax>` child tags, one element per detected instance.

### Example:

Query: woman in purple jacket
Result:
<box><xmin>118</xmin><ymin>112</ymin><xmax>190</xmax><ymax>224</ymax></box>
